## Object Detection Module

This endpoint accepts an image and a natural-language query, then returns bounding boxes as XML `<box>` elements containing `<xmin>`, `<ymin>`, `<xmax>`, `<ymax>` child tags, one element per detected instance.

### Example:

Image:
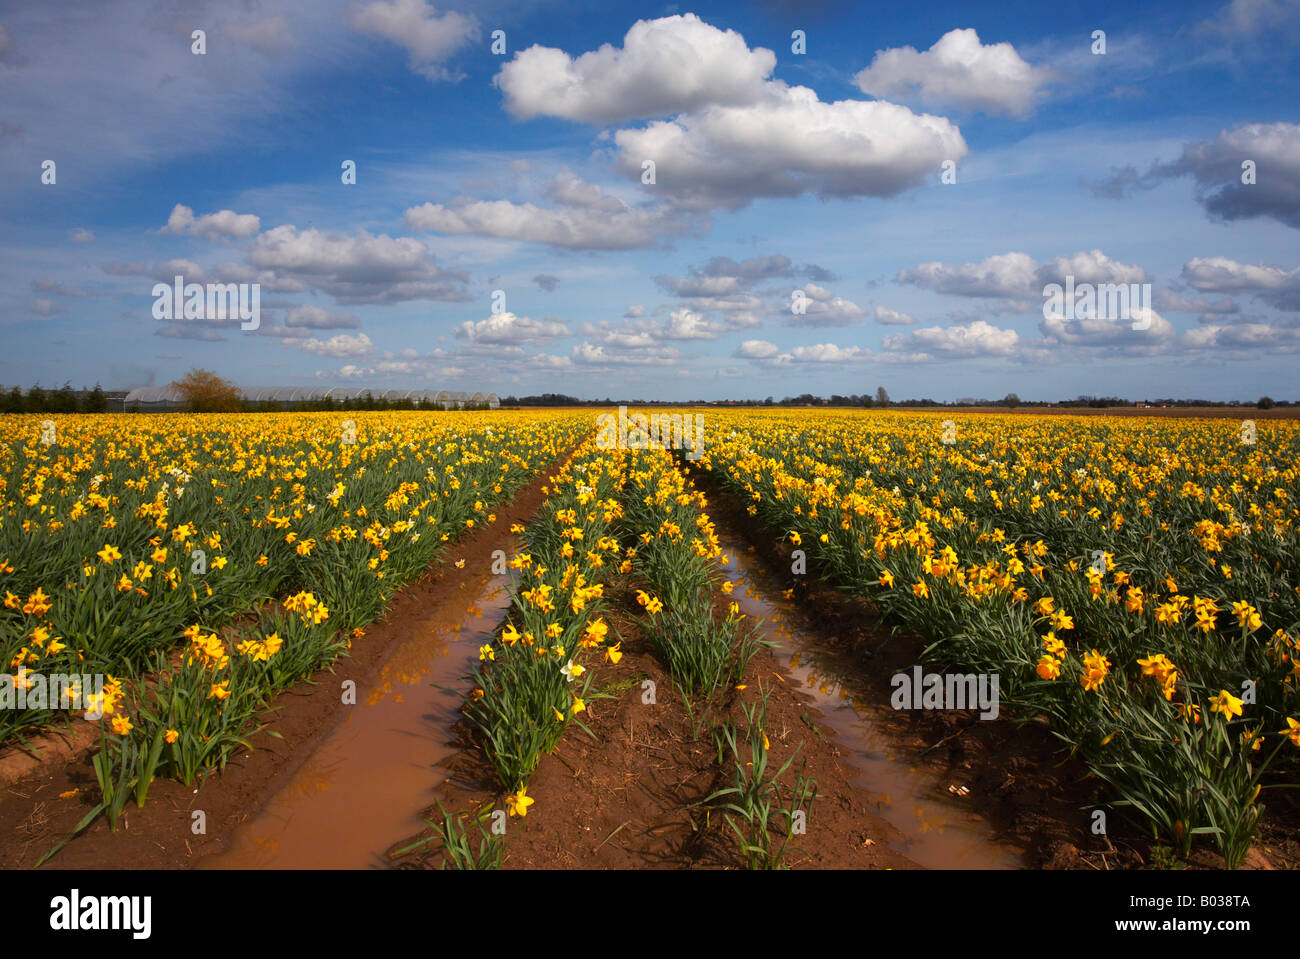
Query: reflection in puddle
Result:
<box><xmin>719</xmin><ymin>537</ymin><xmax>1023</xmax><ymax>870</ymax></box>
<box><xmin>199</xmin><ymin>558</ymin><xmax>516</xmax><ymax>870</ymax></box>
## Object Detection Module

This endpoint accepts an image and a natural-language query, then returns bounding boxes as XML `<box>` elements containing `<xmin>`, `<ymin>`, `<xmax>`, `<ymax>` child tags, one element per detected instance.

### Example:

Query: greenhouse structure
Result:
<box><xmin>120</xmin><ymin>386</ymin><xmax>500</xmax><ymax>412</ymax></box>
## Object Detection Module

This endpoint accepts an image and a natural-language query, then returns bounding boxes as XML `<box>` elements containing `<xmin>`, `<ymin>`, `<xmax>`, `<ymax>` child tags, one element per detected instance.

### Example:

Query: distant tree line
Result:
<box><xmin>169</xmin><ymin>369</ymin><xmax>493</xmax><ymax>413</ymax></box>
<box><xmin>500</xmin><ymin>390</ymin><xmax>1288</xmax><ymax>410</ymax></box>
<box><xmin>1</xmin><ymin>374</ymin><xmax>496</xmax><ymax>415</ymax></box>
<box><xmin>241</xmin><ymin>396</ymin><xmax>495</xmax><ymax>412</ymax></box>
<box><xmin>1</xmin><ymin>383</ymin><xmax>111</xmax><ymax>413</ymax></box>
<box><xmin>501</xmin><ymin>393</ymin><xmax>585</xmax><ymax>406</ymax></box>
<box><xmin>5</xmin><ymin>377</ymin><xmax>1288</xmax><ymax>414</ymax></box>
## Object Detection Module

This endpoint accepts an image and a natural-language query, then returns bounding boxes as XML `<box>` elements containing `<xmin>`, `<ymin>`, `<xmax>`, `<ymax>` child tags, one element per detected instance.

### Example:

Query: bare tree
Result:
<box><xmin>171</xmin><ymin>368</ymin><xmax>241</xmax><ymax>412</ymax></box>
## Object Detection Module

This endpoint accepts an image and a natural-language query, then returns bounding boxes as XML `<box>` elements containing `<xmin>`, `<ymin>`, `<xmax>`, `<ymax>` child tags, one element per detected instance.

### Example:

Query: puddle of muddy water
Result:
<box><xmin>198</xmin><ymin>568</ymin><xmax>514</xmax><ymax>870</ymax></box>
<box><xmin>718</xmin><ymin>536</ymin><xmax>1024</xmax><ymax>870</ymax></box>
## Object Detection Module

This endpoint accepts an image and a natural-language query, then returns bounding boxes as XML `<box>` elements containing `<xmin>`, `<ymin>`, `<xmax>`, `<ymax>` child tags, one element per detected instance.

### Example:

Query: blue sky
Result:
<box><xmin>3</xmin><ymin>0</ymin><xmax>1298</xmax><ymax>401</ymax></box>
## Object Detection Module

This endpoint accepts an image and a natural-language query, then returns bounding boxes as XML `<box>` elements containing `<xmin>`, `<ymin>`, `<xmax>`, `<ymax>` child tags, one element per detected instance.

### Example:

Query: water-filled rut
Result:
<box><xmin>717</xmin><ymin>532</ymin><xmax>1024</xmax><ymax>869</ymax></box>
<box><xmin>199</xmin><ymin>564</ymin><xmax>514</xmax><ymax>870</ymax></box>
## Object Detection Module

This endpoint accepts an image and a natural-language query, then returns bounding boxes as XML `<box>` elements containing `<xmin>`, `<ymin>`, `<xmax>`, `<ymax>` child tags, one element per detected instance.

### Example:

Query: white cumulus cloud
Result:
<box><xmin>873</xmin><ymin>305</ymin><xmax>915</xmax><ymax>325</ymax></box>
<box><xmin>883</xmin><ymin>319</ymin><xmax>1020</xmax><ymax>358</ymax></box>
<box><xmin>495</xmin><ymin>14</ymin><xmax>775</xmax><ymax>124</ymax></box>
<box><xmin>613</xmin><ymin>84</ymin><xmax>967</xmax><ymax>211</ymax></box>
<box><xmin>853</xmin><ymin>28</ymin><xmax>1053</xmax><ymax>117</ymax></box>
<box><xmin>734</xmin><ymin>339</ymin><xmax>781</xmax><ymax>359</ymax></box>
<box><xmin>898</xmin><ymin>252</ymin><xmax>1038</xmax><ymax>298</ymax></box>
<box><xmin>296</xmin><ymin>332</ymin><xmax>374</xmax><ymax>358</ymax></box>
<box><xmin>457</xmin><ymin>312</ymin><xmax>571</xmax><ymax>343</ymax></box>
<box><xmin>161</xmin><ymin>203</ymin><xmax>260</xmax><ymax>239</ymax></box>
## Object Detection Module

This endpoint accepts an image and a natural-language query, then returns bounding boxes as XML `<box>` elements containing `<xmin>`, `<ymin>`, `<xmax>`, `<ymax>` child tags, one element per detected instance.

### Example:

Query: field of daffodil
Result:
<box><xmin>696</xmin><ymin>410</ymin><xmax>1300</xmax><ymax>866</ymax></box>
<box><xmin>8</xmin><ymin>406</ymin><xmax>1297</xmax><ymax>867</ymax></box>
<box><xmin>0</xmin><ymin>411</ymin><xmax>588</xmax><ymax>838</ymax></box>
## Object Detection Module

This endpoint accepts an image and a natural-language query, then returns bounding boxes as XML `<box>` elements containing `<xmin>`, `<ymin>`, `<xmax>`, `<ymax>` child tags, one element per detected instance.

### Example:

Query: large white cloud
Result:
<box><xmin>495</xmin><ymin>14</ymin><xmax>775</xmax><ymax>124</ymax></box>
<box><xmin>496</xmin><ymin>14</ymin><xmax>965</xmax><ymax>212</ymax></box>
<box><xmin>613</xmin><ymin>85</ymin><xmax>967</xmax><ymax>210</ymax></box>
<box><xmin>853</xmin><ymin>28</ymin><xmax>1053</xmax><ymax>117</ymax></box>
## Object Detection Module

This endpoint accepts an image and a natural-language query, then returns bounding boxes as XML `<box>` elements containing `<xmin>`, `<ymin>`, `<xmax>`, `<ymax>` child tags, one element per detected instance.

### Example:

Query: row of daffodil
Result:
<box><xmin>694</xmin><ymin>410</ymin><xmax>1300</xmax><ymax>867</ymax></box>
<box><xmin>462</xmin><ymin>442</ymin><xmax>763</xmax><ymax>830</ymax></box>
<box><xmin>463</xmin><ymin>439</ymin><xmax>632</xmax><ymax>817</ymax></box>
<box><xmin>620</xmin><ymin>445</ymin><xmax>760</xmax><ymax>699</ymax></box>
<box><xmin>0</xmin><ymin>411</ymin><xmax>588</xmax><ymax>754</ymax></box>
<box><xmin>621</xmin><ymin>443</ymin><xmax>807</xmax><ymax>869</ymax></box>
